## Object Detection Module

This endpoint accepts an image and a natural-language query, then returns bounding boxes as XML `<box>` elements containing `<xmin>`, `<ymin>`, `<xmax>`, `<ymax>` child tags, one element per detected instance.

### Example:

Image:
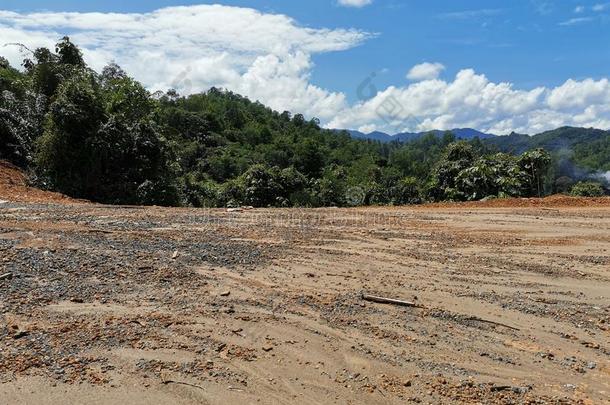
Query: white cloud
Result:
<box><xmin>337</xmin><ymin>0</ymin><xmax>373</xmax><ymax>8</ymax></box>
<box><xmin>547</xmin><ymin>78</ymin><xmax>610</xmax><ymax>110</ymax></box>
<box><xmin>328</xmin><ymin>70</ymin><xmax>610</xmax><ymax>135</ymax></box>
<box><xmin>406</xmin><ymin>62</ymin><xmax>445</xmax><ymax>81</ymax></box>
<box><xmin>438</xmin><ymin>9</ymin><xmax>503</xmax><ymax>19</ymax></box>
<box><xmin>0</xmin><ymin>5</ymin><xmax>368</xmax><ymax>123</ymax></box>
<box><xmin>574</xmin><ymin>5</ymin><xmax>585</xmax><ymax>13</ymax></box>
<box><xmin>531</xmin><ymin>1</ymin><xmax>553</xmax><ymax>15</ymax></box>
<box><xmin>593</xmin><ymin>3</ymin><xmax>610</xmax><ymax>12</ymax></box>
<box><xmin>559</xmin><ymin>17</ymin><xmax>594</xmax><ymax>26</ymax></box>
<box><xmin>1</xmin><ymin>5</ymin><xmax>610</xmax><ymax>135</ymax></box>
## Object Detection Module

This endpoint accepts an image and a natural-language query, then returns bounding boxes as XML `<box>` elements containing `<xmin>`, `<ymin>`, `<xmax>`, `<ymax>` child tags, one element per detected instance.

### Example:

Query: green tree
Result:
<box><xmin>24</xmin><ymin>37</ymin><xmax>85</xmax><ymax>100</ymax></box>
<box><xmin>519</xmin><ymin>149</ymin><xmax>551</xmax><ymax>197</ymax></box>
<box><xmin>36</xmin><ymin>70</ymin><xmax>178</xmax><ymax>205</ymax></box>
<box><xmin>293</xmin><ymin>138</ymin><xmax>325</xmax><ymax>177</ymax></box>
<box><xmin>554</xmin><ymin>176</ymin><xmax>574</xmax><ymax>194</ymax></box>
<box><xmin>433</xmin><ymin>141</ymin><xmax>477</xmax><ymax>200</ymax></box>
<box><xmin>241</xmin><ymin>164</ymin><xmax>283</xmax><ymax>207</ymax></box>
<box><xmin>0</xmin><ymin>60</ymin><xmax>44</xmax><ymax>166</ymax></box>
<box><xmin>456</xmin><ymin>153</ymin><xmax>526</xmax><ymax>200</ymax></box>
<box><xmin>314</xmin><ymin>165</ymin><xmax>348</xmax><ymax>207</ymax></box>
<box><xmin>36</xmin><ymin>72</ymin><xmax>106</xmax><ymax>196</ymax></box>
<box><xmin>55</xmin><ymin>36</ymin><xmax>85</xmax><ymax>67</ymax></box>
<box><xmin>391</xmin><ymin>177</ymin><xmax>421</xmax><ymax>205</ymax></box>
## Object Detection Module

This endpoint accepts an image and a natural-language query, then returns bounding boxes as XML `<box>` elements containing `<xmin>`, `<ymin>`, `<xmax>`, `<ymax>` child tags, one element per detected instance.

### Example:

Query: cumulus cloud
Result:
<box><xmin>0</xmin><ymin>5</ymin><xmax>368</xmax><ymax>121</ymax></box>
<box><xmin>1</xmin><ymin>5</ymin><xmax>610</xmax><ymax>135</ymax></box>
<box><xmin>406</xmin><ymin>62</ymin><xmax>445</xmax><ymax>81</ymax></box>
<box><xmin>337</xmin><ymin>0</ymin><xmax>373</xmax><ymax>8</ymax></box>
<box><xmin>547</xmin><ymin>78</ymin><xmax>610</xmax><ymax>110</ymax></box>
<box><xmin>328</xmin><ymin>70</ymin><xmax>610</xmax><ymax>135</ymax></box>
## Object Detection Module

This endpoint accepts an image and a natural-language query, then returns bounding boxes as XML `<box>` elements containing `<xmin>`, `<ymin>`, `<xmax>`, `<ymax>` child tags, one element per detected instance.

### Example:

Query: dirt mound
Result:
<box><xmin>425</xmin><ymin>194</ymin><xmax>610</xmax><ymax>209</ymax></box>
<box><xmin>0</xmin><ymin>160</ymin><xmax>86</xmax><ymax>205</ymax></box>
<box><xmin>0</xmin><ymin>160</ymin><xmax>27</xmax><ymax>186</ymax></box>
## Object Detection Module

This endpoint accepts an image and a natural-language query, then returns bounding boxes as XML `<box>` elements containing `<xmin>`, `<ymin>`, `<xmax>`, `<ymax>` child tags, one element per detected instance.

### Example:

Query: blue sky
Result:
<box><xmin>1</xmin><ymin>1</ymin><xmax>609</xmax><ymax>133</ymax></box>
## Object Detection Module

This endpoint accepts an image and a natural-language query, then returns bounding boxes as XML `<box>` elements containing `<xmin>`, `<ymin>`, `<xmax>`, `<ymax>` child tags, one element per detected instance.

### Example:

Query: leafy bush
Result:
<box><xmin>570</xmin><ymin>181</ymin><xmax>605</xmax><ymax>197</ymax></box>
<box><xmin>554</xmin><ymin>176</ymin><xmax>574</xmax><ymax>194</ymax></box>
<box><xmin>241</xmin><ymin>164</ymin><xmax>283</xmax><ymax>207</ymax></box>
<box><xmin>456</xmin><ymin>153</ymin><xmax>527</xmax><ymax>201</ymax></box>
<box><xmin>391</xmin><ymin>177</ymin><xmax>422</xmax><ymax>205</ymax></box>
<box><xmin>313</xmin><ymin>166</ymin><xmax>348</xmax><ymax>207</ymax></box>
<box><xmin>519</xmin><ymin>149</ymin><xmax>551</xmax><ymax>197</ymax></box>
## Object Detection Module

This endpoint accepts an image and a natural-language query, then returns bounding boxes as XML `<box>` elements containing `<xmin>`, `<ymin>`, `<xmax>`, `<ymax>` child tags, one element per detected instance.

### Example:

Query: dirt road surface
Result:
<box><xmin>0</xmin><ymin>199</ymin><xmax>609</xmax><ymax>404</ymax></box>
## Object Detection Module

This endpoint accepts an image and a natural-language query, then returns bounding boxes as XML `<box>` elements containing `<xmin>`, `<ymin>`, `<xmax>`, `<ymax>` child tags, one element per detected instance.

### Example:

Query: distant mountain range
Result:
<box><xmin>338</xmin><ymin>128</ymin><xmax>495</xmax><ymax>143</ymax></box>
<box><xmin>337</xmin><ymin>126</ymin><xmax>610</xmax><ymax>155</ymax></box>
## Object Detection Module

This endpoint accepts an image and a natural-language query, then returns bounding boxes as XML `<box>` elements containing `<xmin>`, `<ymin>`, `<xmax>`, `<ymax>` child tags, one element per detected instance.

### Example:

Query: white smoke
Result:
<box><xmin>594</xmin><ymin>171</ymin><xmax>610</xmax><ymax>183</ymax></box>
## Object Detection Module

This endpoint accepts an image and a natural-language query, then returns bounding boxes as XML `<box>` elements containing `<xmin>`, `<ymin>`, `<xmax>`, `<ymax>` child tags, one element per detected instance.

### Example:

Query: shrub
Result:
<box><xmin>390</xmin><ymin>177</ymin><xmax>422</xmax><ymax>205</ymax></box>
<box><xmin>570</xmin><ymin>181</ymin><xmax>605</xmax><ymax>197</ymax></box>
<box><xmin>554</xmin><ymin>176</ymin><xmax>574</xmax><ymax>194</ymax></box>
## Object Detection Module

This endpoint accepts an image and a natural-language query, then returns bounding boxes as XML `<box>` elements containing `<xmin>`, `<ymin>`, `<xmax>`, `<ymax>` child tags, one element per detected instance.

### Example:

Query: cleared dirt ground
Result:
<box><xmin>0</xmin><ymin>193</ymin><xmax>609</xmax><ymax>403</ymax></box>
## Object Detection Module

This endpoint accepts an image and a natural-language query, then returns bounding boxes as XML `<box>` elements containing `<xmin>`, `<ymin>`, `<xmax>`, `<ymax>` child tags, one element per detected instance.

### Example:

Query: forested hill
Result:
<box><xmin>483</xmin><ymin>127</ymin><xmax>610</xmax><ymax>172</ymax></box>
<box><xmin>1</xmin><ymin>38</ymin><xmax>608</xmax><ymax>207</ymax></box>
<box><xmin>343</xmin><ymin>126</ymin><xmax>610</xmax><ymax>173</ymax></box>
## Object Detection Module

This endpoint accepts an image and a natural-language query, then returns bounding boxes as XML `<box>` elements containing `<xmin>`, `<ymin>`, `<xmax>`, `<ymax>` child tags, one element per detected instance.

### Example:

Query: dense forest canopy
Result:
<box><xmin>1</xmin><ymin>38</ymin><xmax>608</xmax><ymax>206</ymax></box>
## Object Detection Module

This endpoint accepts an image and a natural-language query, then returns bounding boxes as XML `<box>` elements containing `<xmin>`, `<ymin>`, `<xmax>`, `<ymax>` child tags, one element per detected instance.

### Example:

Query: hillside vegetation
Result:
<box><xmin>484</xmin><ymin>127</ymin><xmax>610</xmax><ymax>173</ymax></box>
<box><xmin>1</xmin><ymin>38</ymin><xmax>608</xmax><ymax>207</ymax></box>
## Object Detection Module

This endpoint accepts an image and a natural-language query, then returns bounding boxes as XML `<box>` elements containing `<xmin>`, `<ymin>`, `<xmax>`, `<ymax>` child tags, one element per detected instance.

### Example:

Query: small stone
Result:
<box><xmin>220</xmin><ymin>291</ymin><xmax>231</xmax><ymax>297</ymax></box>
<box><xmin>262</xmin><ymin>345</ymin><xmax>274</xmax><ymax>352</ymax></box>
<box><xmin>511</xmin><ymin>386</ymin><xmax>530</xmax><ymax>394</ymax></box>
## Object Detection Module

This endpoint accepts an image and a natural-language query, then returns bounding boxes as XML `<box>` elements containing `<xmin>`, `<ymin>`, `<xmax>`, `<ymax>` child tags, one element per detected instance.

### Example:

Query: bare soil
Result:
<box><xmin>0</xmin><ymin>161</ymin><xmax>85</xmax><ymax>205</ymax></box>
<box><xmin>0</xmin><ymin>167</ymin><xmax>609</xmax><ymax>404</ymax></box>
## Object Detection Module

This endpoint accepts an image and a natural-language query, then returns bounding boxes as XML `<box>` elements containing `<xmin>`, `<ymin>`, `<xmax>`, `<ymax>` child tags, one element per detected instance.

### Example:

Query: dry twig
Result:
<box><xmin>362</xmin><ymin>294</ymin><xmax>422</xmax><ymax>308</ymax></box>
<box><xmin>162</xmin><ymin>379</ymin><xmax>206</xmax><ymax>391</ymax></box>
<box><xmin>362</xmin><ymin>293</ymin><xmax>520</xmax><ymax>331</ymax></box>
